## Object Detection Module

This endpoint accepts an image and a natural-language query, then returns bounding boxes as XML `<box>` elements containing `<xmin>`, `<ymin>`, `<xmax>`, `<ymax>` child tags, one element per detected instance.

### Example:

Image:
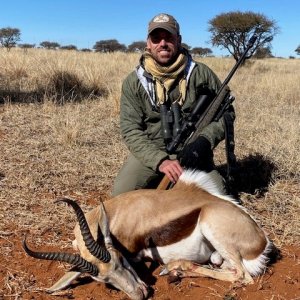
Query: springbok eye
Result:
<box><xmin>119</xmin><ymin>256</ymin><xmax>124</xmax><ymax>265</ymax></box>
<box><xmin>103</xmin><ymin>277</ymin><xmax>109</xmax><ymax>283</ymax></box>
<box><xmin>119</xmin><ymin>256</ymin><xmax>128</xmax><ymax>268</ymax></box>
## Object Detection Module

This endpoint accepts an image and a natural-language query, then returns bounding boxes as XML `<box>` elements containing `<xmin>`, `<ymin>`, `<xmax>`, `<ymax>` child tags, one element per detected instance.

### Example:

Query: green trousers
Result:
<box><xmin>111</xmin><ymin>154</ymin><xmax>163</xmax><ymax>197</ymax></box>
<box><xmin>111</xmin><ymin>154</ymin><xmax>227</xmax><ymax>197</ymax></box>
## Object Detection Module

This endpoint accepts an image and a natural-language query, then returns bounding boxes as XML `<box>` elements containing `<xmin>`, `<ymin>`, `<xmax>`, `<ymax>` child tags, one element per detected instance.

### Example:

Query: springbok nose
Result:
<box><xmin>136</xmin><ymin>282</ymin><xmax>149</xmax><ymax>300</ymax></box>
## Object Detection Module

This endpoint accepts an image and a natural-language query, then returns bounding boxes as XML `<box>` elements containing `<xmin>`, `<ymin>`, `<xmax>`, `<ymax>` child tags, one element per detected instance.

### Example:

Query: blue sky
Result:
<box><xmin>1</xmin><ymin>1</ymin><xmax>299</xmax><ymax>57</ymax></box>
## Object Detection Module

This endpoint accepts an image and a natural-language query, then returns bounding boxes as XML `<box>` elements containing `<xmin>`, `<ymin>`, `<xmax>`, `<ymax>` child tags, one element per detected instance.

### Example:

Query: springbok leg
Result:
<box><xmin>160</xmin><ymin>260</ymin><xmax>253</xmax><ymax>283</ymax></box>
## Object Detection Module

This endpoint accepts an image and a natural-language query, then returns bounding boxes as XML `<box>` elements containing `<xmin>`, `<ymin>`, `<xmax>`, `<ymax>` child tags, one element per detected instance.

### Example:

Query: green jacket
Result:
<box><xmin>120</xmin><ymin>58</ymin><xmax>234</xmax><ymax>171</ymax></box>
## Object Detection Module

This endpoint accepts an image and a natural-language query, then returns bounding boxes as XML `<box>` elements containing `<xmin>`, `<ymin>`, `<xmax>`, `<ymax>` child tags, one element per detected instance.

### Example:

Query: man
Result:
<box><xmin>112</xmin><ymin>13</ymin><xmax>234</xmax><ymax>196</ymax></box>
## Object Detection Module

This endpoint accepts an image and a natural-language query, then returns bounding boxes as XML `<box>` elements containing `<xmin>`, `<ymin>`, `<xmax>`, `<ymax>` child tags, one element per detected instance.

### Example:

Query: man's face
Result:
<box><xmin>147</xmin><ymin>29</ymin><xmax>181</xmax><ymax>66</ymax></box>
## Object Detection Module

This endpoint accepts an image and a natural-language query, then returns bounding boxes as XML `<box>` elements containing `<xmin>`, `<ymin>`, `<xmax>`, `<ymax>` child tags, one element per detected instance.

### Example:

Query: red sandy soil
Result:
<box><xmin>1</xmin><ymin>235</ymin><xmax>299</xmax><ymax>300</ymax></box>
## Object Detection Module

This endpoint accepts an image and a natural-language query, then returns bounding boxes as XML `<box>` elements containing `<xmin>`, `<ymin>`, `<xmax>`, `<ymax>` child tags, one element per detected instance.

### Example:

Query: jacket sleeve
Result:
<box><xmin>120</xmin><ymin>76</ymin><xmax>168</xmax><ymax>170</ymax></box>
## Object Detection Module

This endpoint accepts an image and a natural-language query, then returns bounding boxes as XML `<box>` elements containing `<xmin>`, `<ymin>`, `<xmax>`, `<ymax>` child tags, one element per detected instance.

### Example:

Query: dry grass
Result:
<box><xmin>0</xmin><ymin>48</ymin><xmax>299</xmax><ymax>297</ymax></box>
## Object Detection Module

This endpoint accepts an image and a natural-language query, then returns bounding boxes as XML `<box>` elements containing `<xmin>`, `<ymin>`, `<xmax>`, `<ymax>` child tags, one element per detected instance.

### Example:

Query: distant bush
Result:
<box><xmin>253</xmin><ymin>47</ymin><xmax>274</xmax><ymax>59</ymax></box>
<box><xmin>40</xmin><ymin>41</ymin><xmax>60</xmax><ymax>49</ymax></box>
<box><xmin>43</xmin><ymin>70</ymin><xmax>108</xmax><ymax>103</ymax></box>
<box><xmin>60</xmin><ymin>45</ymin><xmax>78</xmax><ymax>51</ymax></box>
<box><xmin>18</xmin><ymin>43</ymin><xmax>35</xmax><ymax>49</ymax></box>
<box><xmin>127</xmin><ymin>41</ymin><xmax>146</xmax><ymax>52</ymax></box>
<box><xmin>81</xmin><ymin>48</ymin><xmax>92</xmax><ymax>52</ymax></box>
<box><xmin>93</xmin><ymin>39</ymin><xmax>126</xmax><ymax>52</ymax></box>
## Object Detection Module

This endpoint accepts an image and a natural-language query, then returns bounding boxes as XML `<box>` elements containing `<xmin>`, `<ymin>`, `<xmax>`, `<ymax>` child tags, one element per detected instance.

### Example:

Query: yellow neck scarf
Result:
<box><xmin>143</xmin><ymin>50</ymin><xmax>188</xmax><ymax>105</ymax></box>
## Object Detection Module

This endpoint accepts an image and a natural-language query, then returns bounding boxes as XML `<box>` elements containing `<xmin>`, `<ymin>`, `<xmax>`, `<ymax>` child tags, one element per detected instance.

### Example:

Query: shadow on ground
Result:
<box><xmin>217</xmin><ymin>152</ymin><xmax>277</xmax><ymax>196</ymax></box>
<box><xmin>0</xmin><ymin>70</ymin><xmax>107</xmax><ymax>104</ymax></box>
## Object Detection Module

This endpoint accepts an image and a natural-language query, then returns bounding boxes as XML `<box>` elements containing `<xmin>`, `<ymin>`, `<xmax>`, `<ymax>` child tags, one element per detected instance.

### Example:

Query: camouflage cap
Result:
<box><xmin>148</xmin><ymin>13</ymin><xmax>180</xmax><ymax>36</ymax></box>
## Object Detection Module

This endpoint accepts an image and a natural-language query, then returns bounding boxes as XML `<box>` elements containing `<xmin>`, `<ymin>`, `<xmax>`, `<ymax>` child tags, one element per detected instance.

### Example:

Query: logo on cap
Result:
<box><xmin>153</xmin><ymin>14</ymin><xmax>170</xmax><ymax>23</ymax></box>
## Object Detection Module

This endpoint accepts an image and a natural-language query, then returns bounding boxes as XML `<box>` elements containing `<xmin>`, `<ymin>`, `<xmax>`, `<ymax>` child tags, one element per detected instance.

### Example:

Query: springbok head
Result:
<box><xmin>22</xmin><ymin>198</ymin><xmax>148</xmax><ymax>300</ymax></box>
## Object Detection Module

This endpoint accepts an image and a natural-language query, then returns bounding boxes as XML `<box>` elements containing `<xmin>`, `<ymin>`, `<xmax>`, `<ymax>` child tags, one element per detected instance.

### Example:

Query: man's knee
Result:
<box><xmin>111</xmin><ymin>155</ymin><xmax>158</xmax><ymax>197</ymax></box>
<box><xmin>112</xmin><ymin>171</ymin><xmax>143</xmax><ymax>197</ymax></box>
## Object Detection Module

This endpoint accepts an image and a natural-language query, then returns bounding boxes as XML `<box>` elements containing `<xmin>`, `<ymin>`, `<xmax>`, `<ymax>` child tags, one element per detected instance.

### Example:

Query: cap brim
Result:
<box><xmin>148</xmin><ymin>24</ymin><xmax>177</xmax><ymax>36</ymax></box>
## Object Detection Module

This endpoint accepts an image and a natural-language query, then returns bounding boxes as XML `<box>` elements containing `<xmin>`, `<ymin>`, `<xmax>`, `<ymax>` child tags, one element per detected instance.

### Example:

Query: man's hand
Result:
<box><xmin>158</xmin><ymin>159</ymin><xmax>183</xmax><ymax>183</ymax></box>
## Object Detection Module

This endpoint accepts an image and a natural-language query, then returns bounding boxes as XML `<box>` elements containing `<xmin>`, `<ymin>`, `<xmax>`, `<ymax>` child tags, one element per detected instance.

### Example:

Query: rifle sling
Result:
<box><xmin>223</xmin><ymin>111</ymin><xmax>236</xmax><ymax>185</ymax></box>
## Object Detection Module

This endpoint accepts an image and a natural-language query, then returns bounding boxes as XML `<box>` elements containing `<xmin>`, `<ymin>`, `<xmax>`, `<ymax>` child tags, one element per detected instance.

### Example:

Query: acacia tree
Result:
<box><xmin>0</xmin><ymin>27</ymin><xmax>21</xmax><ymax>51</ymax></box>
<box><xmin>181</xmin><ymin>43</ymin><xmax>191</xmax><ymax>50</ymax></box>
<box><xmin>60</xmin><ymin>45</ymin><xmax>77</xmax><ymax>51</ymax></box>
<box><xmin>191</xmin><ymin>47</ymin><xmax>213</xmax><ymax>57</ymax></box>
<box><xmin>18</xmin><ymin>43</ymin><xmax>35</xmax><ymax>53</ymax></box>
<box><xmin>81</xmin><ymin>48</ymin><xmax>92</xmax><ymax>52</ymax></box>
<box><xmin>93</xmin><ymin>39</ymin><xmax>126</xmax><ymax>52</ymax></box>
<box><xmin>295</xmin><ymin>45</ymin><xmax>300</xmax><ymax>55</ymax></box>
<box><xmin>18</xmin><ymin>43</ymin><xmax>35</xmax><ymax>48</ymax></box>
<box><xmin>40</xmin><ymin>41</ymin><xmax>60</xmax><ymax>49</ymax></box>
<box><xmin>208</xmin><ymin>11</ymin><xmax>279</xmax><ymax>62</ymax></box>
<box><xmin>127</xmin><ymin>41</ymin><xmax>146</xmax><ymax>52</ymax></box>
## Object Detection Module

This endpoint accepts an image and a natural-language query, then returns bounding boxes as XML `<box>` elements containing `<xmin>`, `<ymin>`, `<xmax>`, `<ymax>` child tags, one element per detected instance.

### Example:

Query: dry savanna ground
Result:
<box><xmin>0</xmin><ymin>48</ymin><xmax>299</xmax><ymax>300</ymax></box>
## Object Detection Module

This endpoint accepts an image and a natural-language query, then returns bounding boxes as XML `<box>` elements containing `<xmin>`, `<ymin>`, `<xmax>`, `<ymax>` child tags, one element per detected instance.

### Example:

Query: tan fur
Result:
<box><xmin>74</xmin><ymin>181</ymin><xmax>267</xmax><ymax>270</ymax></box>
<box><xmin>75</xmin><ymin>184</ymin><xmax>220</xmax><ymax>252</ymax></box>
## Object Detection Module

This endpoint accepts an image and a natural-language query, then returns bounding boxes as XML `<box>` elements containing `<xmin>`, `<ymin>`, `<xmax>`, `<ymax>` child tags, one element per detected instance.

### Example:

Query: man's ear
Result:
<box><xmin>146</xmin><ymin>38</ymin><xmax>151</xmax><ymax>50</ymax></box>
<box><xmin>178</xmin><ymin>34</ymin><xmax>182</xmax><ymax>45</ymax></box>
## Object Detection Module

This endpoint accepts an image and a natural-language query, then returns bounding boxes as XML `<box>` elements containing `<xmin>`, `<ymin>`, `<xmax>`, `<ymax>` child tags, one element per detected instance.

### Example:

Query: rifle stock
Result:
<box><xmin>156</xmin><ymin>175</ymin><xmax>173</xmax><ymax>190</ymax></box>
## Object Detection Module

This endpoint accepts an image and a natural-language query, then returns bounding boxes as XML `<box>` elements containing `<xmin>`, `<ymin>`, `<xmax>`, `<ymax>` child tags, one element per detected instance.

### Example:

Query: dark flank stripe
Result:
<box><xmin>132</xmin><ymin>208</ymin><xmax>201</xmax><ymax>252</ymax></box>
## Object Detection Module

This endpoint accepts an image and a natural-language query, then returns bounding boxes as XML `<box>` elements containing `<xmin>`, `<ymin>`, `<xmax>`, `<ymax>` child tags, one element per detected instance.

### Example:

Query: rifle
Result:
<box><xmin>157</xmin><ymin>33</ymin><xmax>258</xmax><ymax>190</ymax></box>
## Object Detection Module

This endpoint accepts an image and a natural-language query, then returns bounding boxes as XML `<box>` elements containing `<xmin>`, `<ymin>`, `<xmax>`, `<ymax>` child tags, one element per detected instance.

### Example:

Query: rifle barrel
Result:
<box><xmin>218</xmin><ymin>33</ymin><xmax>258</xmax><ymax>95</ymax></box>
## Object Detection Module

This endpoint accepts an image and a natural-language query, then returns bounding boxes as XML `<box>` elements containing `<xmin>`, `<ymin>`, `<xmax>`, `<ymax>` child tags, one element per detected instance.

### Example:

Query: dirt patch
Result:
<box><xmin>0</xmin><ymin>232</ymin><xmax>299</xmax><ymax>300</ymax></box>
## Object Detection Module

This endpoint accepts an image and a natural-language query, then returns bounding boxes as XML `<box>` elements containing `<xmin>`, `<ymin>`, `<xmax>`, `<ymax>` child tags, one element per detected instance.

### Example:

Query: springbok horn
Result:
<box><xmin>22</xmin><ymin>237</ymin><xmax>98</xmax><ymax>276</ymax></box>
<box><xmin>55</xmin><ymin>197</ymin><xmax>111</xmax><ymax>263</ymax></box>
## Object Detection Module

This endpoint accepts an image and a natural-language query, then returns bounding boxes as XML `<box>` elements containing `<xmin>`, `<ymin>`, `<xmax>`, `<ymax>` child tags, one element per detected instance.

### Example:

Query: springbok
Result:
<box><xmin>23</xmin><ymin>169</ymin><xmax>273</xmax><ymax>300</ymax></box>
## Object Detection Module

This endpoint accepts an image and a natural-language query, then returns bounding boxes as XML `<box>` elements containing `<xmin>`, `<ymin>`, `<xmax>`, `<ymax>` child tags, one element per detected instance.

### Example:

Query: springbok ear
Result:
<box><xmin>47</xmin><ymin>271</ymin><xmax>81</xmax><ymax>293</ymax></box>
<box><xmin>99</xmin><ymin>202</ymin><xmax>112</xmax><ymax>246</ymax></box>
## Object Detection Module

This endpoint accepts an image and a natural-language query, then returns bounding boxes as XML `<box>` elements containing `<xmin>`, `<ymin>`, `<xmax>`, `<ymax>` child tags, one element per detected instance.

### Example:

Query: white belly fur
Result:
<box><xmin>141</xmin><ymin>222</ymin><xmax>214</xmax><ymax>264</ymax></box>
